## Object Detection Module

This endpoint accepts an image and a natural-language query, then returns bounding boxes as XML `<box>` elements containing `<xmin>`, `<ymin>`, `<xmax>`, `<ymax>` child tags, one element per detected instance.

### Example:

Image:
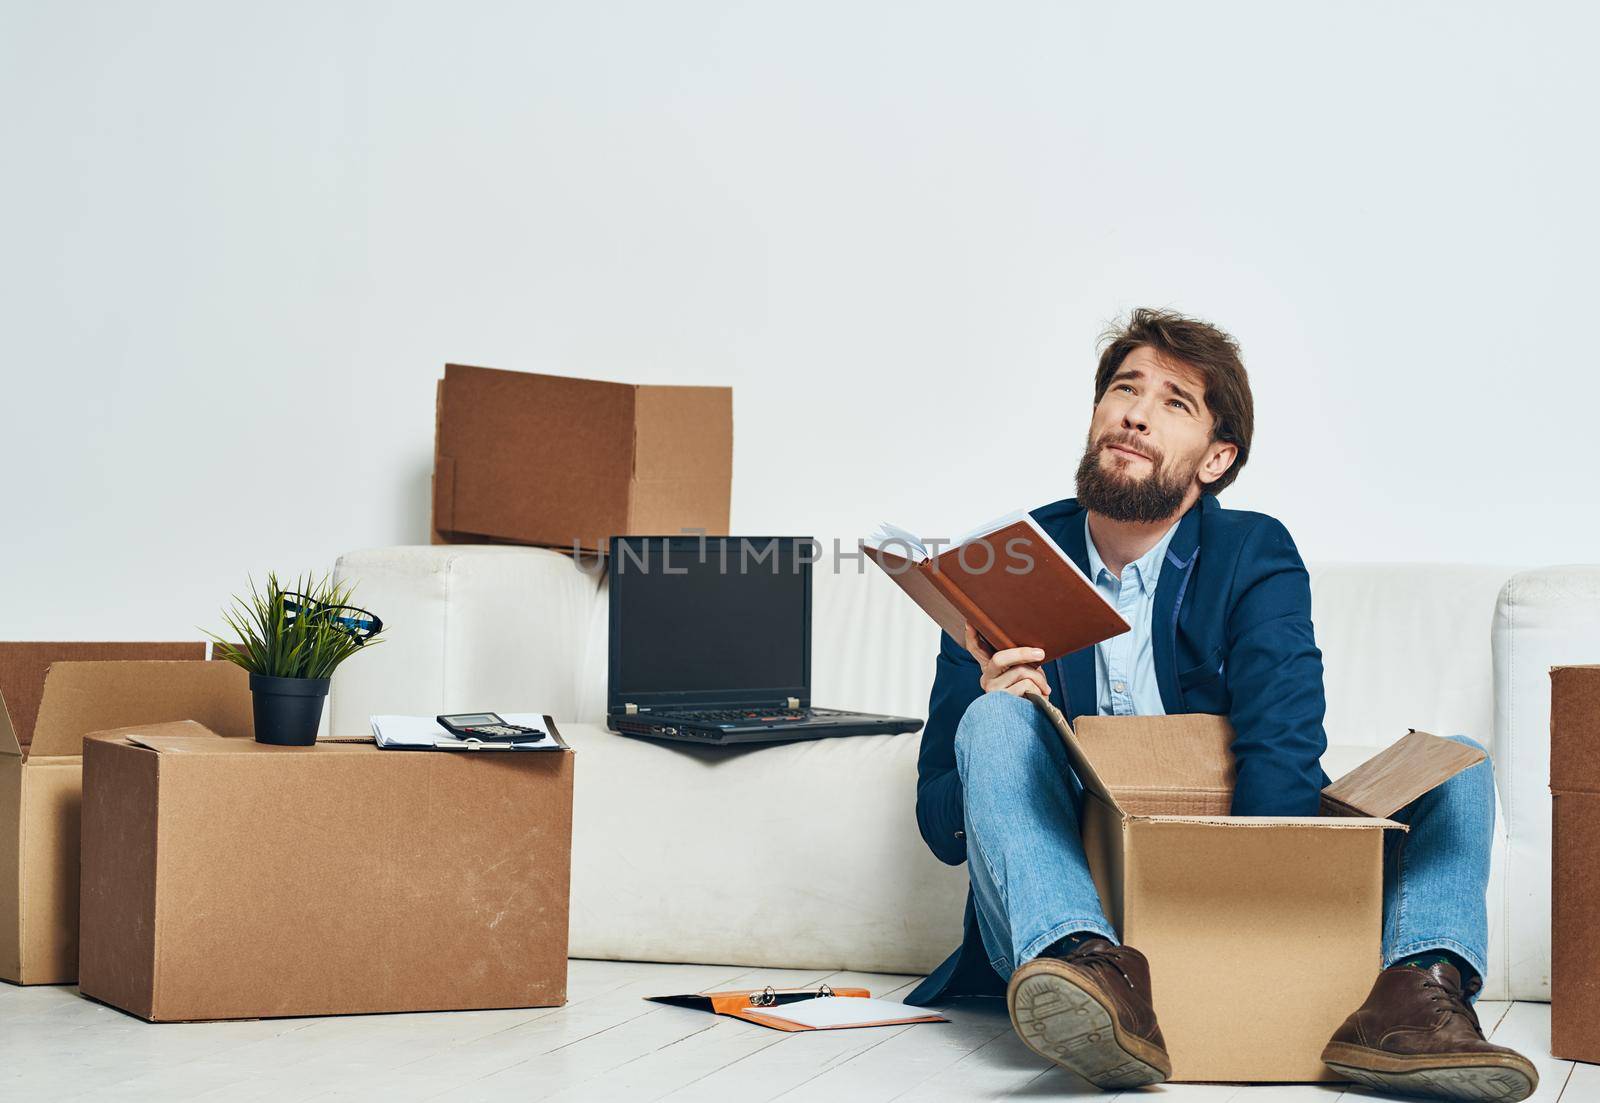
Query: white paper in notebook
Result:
<box><xmin>744</xmin><ymin>996</ymin><xmax>944</xmax><ymax>1029</ymax></box>
<box><xmin>369</xmin><ymin>713</ymin><xmax>557</xmax><ymax>750</ymax></box>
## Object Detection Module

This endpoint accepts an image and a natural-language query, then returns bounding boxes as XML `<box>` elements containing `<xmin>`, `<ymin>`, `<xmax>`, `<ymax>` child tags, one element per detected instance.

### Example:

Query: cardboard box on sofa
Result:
<box><xmin>432</xmin><ymin>363</ymin><xmax>733</xmax><ymax>553</ymax></box>
<box><xmin>1030</xmin><ymin>696</ymin><xmax>1482</xmax><ymax>1083</ymax></box>
<box><xmin>1551</xmin><ymin>664</ymin><xmax>1600</xmax><ymax>1062</ymax></box>
<box><xmin>0</xmin><ymin>647</ymin><xmax>248</xmax><ymax>985</ymax></box>
<box><xmin>79</xmin><ymin>721</ymin><xmax>575</xmax><ymax>1021</ymax></box>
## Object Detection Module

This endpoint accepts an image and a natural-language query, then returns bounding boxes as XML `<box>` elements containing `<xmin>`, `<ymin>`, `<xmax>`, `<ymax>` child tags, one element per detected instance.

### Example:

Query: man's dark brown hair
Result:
<box><xmin>1093</xmin><ymin>307</ymin><xmax>1255</xmax><ymax>496</ymax></box>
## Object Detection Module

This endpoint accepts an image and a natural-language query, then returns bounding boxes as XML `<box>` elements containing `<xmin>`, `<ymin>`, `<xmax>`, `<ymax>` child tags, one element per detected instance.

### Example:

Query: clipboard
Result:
<box><xmin>365</xmin><ymin>713</ymin><xmax>568</xmax><ymax>751</ymax></box>
<box><xmin>645</xmin><ymin>984</ymin><xmax>948</xmax><ymax>1032</ymax></box>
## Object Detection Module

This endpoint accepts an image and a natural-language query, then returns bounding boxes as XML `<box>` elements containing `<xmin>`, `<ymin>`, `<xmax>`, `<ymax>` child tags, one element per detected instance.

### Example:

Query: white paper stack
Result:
<box><xmin>369</xmin><ymin>713</ymin><xmax>560</xmax><ymax>751</ymax></box>
<box><xmin>744</xmin><ymin>996</ymin><xmax>947</xmax><ymax>1030</ymax></box>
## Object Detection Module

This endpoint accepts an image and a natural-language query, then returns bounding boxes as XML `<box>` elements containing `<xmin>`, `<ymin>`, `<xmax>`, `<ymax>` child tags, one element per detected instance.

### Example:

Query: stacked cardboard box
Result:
<box><xmin>79</xmin><ymin>721</ymin><xmax>574</xmax><ymax>1021</ymax></box>
<box><xmin>0</xmin><ymin>646</ymin><xmax>249</xmax><ymax>984</ymax></box>
<box><xmin>1551</xmin><ymin>665</ymin><xmax>1600</xmax><ymax>1062</ymax></box>
<box><xmin>432</xmin><ymin>364</ymin><xmax>733</xmax><ymax>553</ymax></box>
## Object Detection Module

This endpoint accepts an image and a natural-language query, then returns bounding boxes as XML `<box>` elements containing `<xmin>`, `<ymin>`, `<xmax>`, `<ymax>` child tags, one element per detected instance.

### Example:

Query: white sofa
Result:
<box><xmin>330</xmin><ymin>546</ymin><xmax>1600</xmax><ymax>1003</ymax></box>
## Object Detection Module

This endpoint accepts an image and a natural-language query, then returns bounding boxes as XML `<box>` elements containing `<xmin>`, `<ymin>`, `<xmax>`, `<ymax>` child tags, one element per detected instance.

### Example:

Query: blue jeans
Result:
<box><xmin>954</xmin><ymin>692</ymin><xmax>1495</xmax><ymax>997</ymax></box>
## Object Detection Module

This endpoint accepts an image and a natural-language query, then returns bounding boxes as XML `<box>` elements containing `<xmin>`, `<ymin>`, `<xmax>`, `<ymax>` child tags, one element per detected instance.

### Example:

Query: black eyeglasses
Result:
<box><xmin>281</xmin><ymin>593</ymin><xmax>383</xmax><ymax>643</ymax></box>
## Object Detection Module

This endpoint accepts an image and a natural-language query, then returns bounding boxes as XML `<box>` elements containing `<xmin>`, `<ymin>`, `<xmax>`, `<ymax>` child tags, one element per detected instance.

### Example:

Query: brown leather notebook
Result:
<box><xmin>864</xmin><ymin>511</ymin><xmax>1130</xmax><ymax>663</ymax></box>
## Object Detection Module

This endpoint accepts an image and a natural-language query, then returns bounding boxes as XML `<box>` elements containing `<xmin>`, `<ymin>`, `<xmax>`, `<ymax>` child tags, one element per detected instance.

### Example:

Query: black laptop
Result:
<box><xmin>606</xmin><ymin>535</ymin><xmax>924</xmax><ymax>744</ymax></box>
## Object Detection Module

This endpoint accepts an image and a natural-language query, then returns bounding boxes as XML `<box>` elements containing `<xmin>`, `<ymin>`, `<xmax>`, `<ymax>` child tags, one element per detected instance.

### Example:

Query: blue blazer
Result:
<box><xmin>904</xmin><ymin>493</ymin><xmax>1330</xmax><ymax>1005</ymax></box>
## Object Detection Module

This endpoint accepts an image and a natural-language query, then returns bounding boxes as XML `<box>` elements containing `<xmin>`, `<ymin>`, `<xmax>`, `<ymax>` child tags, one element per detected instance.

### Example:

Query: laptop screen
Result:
<box><xmin>608</xmin><ymin>536</ymin><xmax>811</xmax><ymax>709</ymax></box>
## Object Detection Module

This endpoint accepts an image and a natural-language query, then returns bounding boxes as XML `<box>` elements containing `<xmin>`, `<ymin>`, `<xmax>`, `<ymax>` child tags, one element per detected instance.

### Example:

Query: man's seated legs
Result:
<box><xmin>955</xmin><ymin>691</ymin><xmax>1170</xmax><ymax>1089</ymax></box>
<box><xmin>1323</xmin><ymin>734</ymin><xmax>1537</xmax><ymax>1102</ymax></box>
<box><xmin>1384</xmin><ymin>734</ymin><xmax>1494</xmax><ymax>988</ymax></box>
<box><xmin>954</xmin><ymin>690</ymin><xmax>1115</xmax><ymax>970</ymax></box>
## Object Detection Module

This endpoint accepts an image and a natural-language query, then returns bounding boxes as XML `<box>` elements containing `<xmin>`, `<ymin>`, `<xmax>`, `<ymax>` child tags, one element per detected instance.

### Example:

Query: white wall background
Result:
<box><xmin>2</xmin><ymin>1</ymin><xmax>1597</xmax><ymax>640</ymax></box>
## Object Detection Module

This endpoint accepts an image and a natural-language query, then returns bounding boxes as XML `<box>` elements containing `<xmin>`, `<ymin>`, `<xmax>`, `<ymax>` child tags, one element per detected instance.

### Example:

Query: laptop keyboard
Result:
<box><xmin>670</xmin><ymin>707</ymin><xmax>841</xmax><ymax>725</ymax></box>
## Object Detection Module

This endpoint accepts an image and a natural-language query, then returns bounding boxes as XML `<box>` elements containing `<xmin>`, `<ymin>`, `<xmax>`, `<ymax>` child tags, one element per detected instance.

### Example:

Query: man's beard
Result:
<box><xmin>1074</xmin><ymin>431</ymin><xmax>1199</xmax><ymax>524</ymax></box>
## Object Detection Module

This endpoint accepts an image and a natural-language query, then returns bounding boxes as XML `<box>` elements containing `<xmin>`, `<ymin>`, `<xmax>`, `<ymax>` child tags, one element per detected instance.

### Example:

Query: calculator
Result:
<box><xmin>435</xmin><ymin>713</ymin><xmax>544</xmax><ymax>741</ymax></box>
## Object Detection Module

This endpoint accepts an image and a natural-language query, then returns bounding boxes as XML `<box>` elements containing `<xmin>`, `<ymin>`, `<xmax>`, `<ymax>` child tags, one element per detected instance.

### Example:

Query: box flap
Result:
<box><xmin>29</xmin><ymin>661</ymin><xmax>251</xmax><ymax>758</ymax></box>
<box><xmin>0</xmin><ymin>697</ymin><xmax>18</xmax><ymax>757</ymax></box>
<box><xmin>1552</xmin><ymin>665</ymin><xmax>1600</xmax><ymax>792</ymax></box>
<box><xmin>115</xmin><ymin>720</ymin><xmax>224</xmax><ymax>750</ymax></box>
<box><xmin>431</xmin><ymin>377</ymin><xmax>455</xmax><ymax>543</ymax></box>
<box><xmin>109</xmin><ymin>725</ymin><xmax>375</xmax><ymax>757</ymax></box>
<box><xmin>0</xmin><ymin>641</ymin><xmax>207</xmax><ymax>754</ymax></box>
<box><xmin>1071</xmin><ymin>713</ymin><xmax>1236</xmax><ymax>810</ymax></box>
<box><xmin>1321</xmin><ymin>729</ymin><xmax>1484</xmax><ymax>820</ymax></box>
<box><xmin>1134</xmin><ymin>813</ymin><xmax>1404</xmax><ymax>830</ymax></box>
<box><xmin>433</xmin><ymin>454</ymin><xmax>456</xmax><ymax>536</ymax></box>
<box><xmin>1025</xmin><ymin>692</ymin><xmax>1122</xmax><ymax>813</ymax></box>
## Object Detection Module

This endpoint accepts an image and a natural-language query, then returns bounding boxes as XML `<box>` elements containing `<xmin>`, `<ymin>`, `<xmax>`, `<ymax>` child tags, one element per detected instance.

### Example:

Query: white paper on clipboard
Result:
<box><xmin>743</xmin><ymin>996</ymin><xmax>947</xmax><ymax>1030</ymax></box>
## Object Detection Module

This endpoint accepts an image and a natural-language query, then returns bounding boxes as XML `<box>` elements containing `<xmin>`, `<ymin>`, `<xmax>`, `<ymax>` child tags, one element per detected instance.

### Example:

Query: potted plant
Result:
<box><xmin>209</xmin><ymin>572</ymin><xmax>385</xmax><ymax>746</ymax></box>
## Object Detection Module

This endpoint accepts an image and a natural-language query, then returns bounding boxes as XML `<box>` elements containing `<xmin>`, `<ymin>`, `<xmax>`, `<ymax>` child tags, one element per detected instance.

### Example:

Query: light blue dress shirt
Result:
<box><xmin>1083</xmin><ymin>515</ymin><xmax>1181</xmax><ymax>717</ymax></box>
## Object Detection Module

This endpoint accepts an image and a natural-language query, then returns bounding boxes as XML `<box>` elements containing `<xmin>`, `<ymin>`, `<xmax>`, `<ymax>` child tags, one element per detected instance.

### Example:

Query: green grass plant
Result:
<box><xmin>209</xmin><ymin>572</ymin><xmax>381</xmax><ymax>679</ymax></box>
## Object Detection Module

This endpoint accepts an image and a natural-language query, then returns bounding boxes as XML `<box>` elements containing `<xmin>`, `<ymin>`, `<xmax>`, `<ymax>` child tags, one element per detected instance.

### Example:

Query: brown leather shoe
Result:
<box><xmin>1321</xmin><ymin>961</ymin><xmax>1537</xmax><ymax>1101</ymax></box>
<box><xmin>1006</xmin><ymin>937</ymin><xmax>1171</xmax><ymax>1089</ymax></box>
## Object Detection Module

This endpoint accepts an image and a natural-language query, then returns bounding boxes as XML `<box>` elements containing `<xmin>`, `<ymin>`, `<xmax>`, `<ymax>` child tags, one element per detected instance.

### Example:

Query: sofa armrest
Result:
<box><xmin>1493</xmin><ymin>565</ymin><xmax>1600</xmax><ymax>1001</ymax></box>
<box><xmin>330</xmin><ymin>545</ymin><xmax>604</xmax><ymax>736</ymax></box>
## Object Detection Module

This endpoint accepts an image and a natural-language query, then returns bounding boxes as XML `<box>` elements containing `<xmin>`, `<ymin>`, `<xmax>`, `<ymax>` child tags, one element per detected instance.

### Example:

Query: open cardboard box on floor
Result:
<box><xmin>79</xmin><ymin>720</ymin><xmax>574</xmax><ymax>1022</ymax></box>
<box><xmin>1551</xmin><ymin>664</ymin><xmax>1600</xmax><ymax>1062</ymax></box>
<box><xmin>0</xmin><ymin>645</ymin><xmax>250</xmax><ymax>984</ymax></box>
<box><xmin>1026</xmin><ymin>693</ymin><xmax>1484</xmax><ymax>1083</ymax></box>
<box><xmin>432</xmin><ymin>363</ymin><xmax>733</xmax><ymax>553</ymax></box>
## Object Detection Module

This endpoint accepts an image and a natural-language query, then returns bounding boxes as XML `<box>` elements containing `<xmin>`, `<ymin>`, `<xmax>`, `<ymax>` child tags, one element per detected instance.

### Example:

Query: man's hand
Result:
<box><xmin>964</xmin><ymin>623</ymin><xmax>1051</xmax><ymax>698</ymax></box>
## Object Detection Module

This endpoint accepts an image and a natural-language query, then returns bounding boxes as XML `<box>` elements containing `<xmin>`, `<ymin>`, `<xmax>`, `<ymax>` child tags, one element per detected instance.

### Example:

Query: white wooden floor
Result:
<box><xmin>0</xmin><ymin>959</ymin><xmax>1587</xmax><ymax>1102</ymax></box>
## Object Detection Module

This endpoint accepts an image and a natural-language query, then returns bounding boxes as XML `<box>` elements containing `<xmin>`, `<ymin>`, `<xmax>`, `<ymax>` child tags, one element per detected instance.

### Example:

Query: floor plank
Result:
<box><xmin>438</xmin><ymin>965</ymin><xmax>846</xmax><ymax>1102</ymax></box>
<box><xmin>1559</xmin><ymin>1059</ymin><xmax>1600</xmax><ymax>1102</ymax></box>
<box><xmin>1487</xmin><ymin>1002</ymin><xmax>1574</xmax><ymax>1102</ymax></box>
<box><xmin>775</xmin><ymin>995</ymin><xmax>1014</xmax><ymax>1102</ymax></box>
<box><xmin>890</xmin><ymin>1006</ymin><xmax>1085</xmax><ymax>1102</ymax></box>
<box><xmin>1474</xmin><ymin>1000</ymin><xmax>1514</xmax><ymax>1036</ymax></box>
<box><xmin>312</xmin><ymin>961</ymin><xmax>783</xmax><ymax>1103</ymax></box>
<box><xmin>654</xmin><ymin>972</ymin><xmax>925</xmax><ymax>1103</ymax></box>
<box><xmin>0</xmin><ymin>965</ymin><xmax>1571</xmax><ymax>1103</ymax></box>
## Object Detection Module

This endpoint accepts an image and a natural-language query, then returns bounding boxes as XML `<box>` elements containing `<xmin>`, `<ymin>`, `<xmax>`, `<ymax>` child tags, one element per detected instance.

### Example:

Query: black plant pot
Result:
<box><xmin>250</xmin><ymin>674</ymin><xmax>331</xmax><ymax>746</ymax></box>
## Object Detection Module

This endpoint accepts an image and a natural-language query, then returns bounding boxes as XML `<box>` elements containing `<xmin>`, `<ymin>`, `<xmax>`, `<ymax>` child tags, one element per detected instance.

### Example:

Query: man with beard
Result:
<box><xmin>902</xmin><ymin>309</ymin><xmax>1534</xmax><ymax>1101</ymax></box>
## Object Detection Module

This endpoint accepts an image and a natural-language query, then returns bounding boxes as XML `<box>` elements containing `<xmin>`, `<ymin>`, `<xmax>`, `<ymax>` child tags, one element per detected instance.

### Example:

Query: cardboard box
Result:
<box><xmin>1032</xmin><ymin>698</ymin><xmax>1483</xmax><ymax>1082</ymax></box>
<box><xmin>79</xmin><ymin>722</ymin><xmax>575</xmax><ymax>1021</ymax></box>
<box><xmin>432</xmin><ymin>363</ymin><xmax>733</xmax><ymax>552</ymax></box>
<box><xmin>0</xmin><ymin>648</ymin><xmax>249</xmax><ymax>984</ymax></box>
<box><xmin>0</xmin><ymin>642</ymin><xmax>209</xmax><ymax>753</ymax></box>
<box><xmin>1551</xmin><ymin>664</ymin><xmax>1600</xmax><ymax>1062</ymax></box>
